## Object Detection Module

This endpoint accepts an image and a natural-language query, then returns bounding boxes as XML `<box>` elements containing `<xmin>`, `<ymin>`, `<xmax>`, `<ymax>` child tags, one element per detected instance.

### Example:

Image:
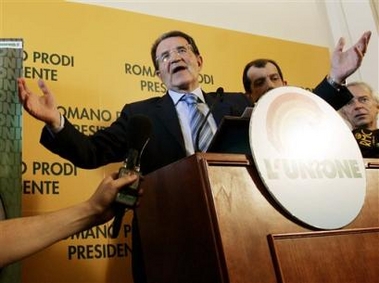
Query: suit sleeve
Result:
<box><xmin>40</xmin><ymin>113</ymin><xmax>130</xmax><ymax>169</ymax></box>
<box><xmin>313</xmin><ymin>77</ymin><xmax>353</xmax><ymax>110</ymax></box>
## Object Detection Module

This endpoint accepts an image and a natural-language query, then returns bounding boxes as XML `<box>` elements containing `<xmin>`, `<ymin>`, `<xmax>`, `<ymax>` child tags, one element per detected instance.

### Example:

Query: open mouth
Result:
<box><xmin>171</xmin><ymin>65</ymin><xmax>187</xmax><ymax>74</ymax></box>
<box><xmin>354</xmin><ymin>113</ymin><xmax>368</xmax><ymax>121</ymax></box>
<box><xmin>355</xmin><ymin>113</ymin><xmax>367</xmax><ymax>118</ymax></box>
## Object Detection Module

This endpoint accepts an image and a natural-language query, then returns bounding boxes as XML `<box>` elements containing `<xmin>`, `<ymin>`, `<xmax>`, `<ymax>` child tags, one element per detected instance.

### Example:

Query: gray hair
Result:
<box><xmin>346</xmin><ymin>81</ymin><xmax>379</xmax><ymax>103</ymax></box>
<box><xmin>340</xmin><ymin>81</ymin><xmax>379</xmax><ymax>130</ymax></box>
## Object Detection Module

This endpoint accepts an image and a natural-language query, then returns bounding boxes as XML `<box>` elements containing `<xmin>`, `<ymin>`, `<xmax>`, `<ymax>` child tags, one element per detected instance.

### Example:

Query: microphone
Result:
<box><xmin>217</xmin><ymin>87</ymin><xmax>224</xmax><ymax>102</ymax></box>
<box><xmin>194</xmin><ymin>87</ymin><xmax>224</xmax><ymax>152</ymax></box>
<box><xmin>111</xmin><ymin>114</ymin><xmax>152</xmax><ymax>238</ymax></box>
<box><xmin>352</xmin><ymin>128</ymin><xmax>379</xmax><ymax>157</ymax></box>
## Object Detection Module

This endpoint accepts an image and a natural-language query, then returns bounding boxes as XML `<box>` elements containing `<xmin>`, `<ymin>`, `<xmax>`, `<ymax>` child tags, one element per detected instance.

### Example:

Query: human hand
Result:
<box><xmin>17</xmin><ymin>78</ymin><xmax>62</xmax><ymax>129</ymax></box>
<box><xmin>86</xmin><ymin>172</ymin><xmax>138</xmax><ymax>225</ymax></box>
<box><xmin>329</xmin><ymin>31</ymin><xmax>371</xmax><ymax>83</ymax></box>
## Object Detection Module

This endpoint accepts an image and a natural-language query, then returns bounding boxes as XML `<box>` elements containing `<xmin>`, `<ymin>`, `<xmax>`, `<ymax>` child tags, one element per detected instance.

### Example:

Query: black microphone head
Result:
<box><xmin>216</xmin><ymin>87</ymin><xmax>224</xmax><ymax>94</ymax></box>
<box><xmin>126</xmin><ymin>115</ymin><xmax>152</xmax><ymax>151</ymax></box>
<box><xmin>216</xmin><ymin>87</ymin><xmax>224</xmax><ymax>102</ymax></box>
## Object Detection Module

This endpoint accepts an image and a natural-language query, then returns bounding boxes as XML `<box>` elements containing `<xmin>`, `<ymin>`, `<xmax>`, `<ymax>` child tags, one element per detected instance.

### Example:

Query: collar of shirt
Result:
<box><xmin>169</xmin><ymin>87</ymin><xmax>205</xmax><ymax>106</ymax></box>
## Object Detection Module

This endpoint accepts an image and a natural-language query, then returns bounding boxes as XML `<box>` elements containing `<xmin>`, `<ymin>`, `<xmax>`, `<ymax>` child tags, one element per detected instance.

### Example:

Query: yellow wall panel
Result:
<box><xmin>1</xmin><ymin>1</ymin><xmax>330</xmax><ymax>282</ymax></box>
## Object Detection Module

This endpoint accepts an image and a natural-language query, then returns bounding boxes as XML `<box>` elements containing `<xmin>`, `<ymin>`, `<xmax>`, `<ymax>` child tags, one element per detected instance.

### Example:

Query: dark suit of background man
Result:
<box><xmin>242</xmin><ymin>31</ymin><xmax>371</xmax><ymax>105</ymax></box>
<box><xmin>18</xmin><ymin>30</ymin><xmax>371</xmax><ymax>283</ymax></box>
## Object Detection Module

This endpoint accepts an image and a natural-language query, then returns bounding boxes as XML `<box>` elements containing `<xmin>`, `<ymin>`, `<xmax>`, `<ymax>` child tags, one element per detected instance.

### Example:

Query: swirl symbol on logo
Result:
<box><xmin>266</xmin><ymin>92</ymin><xmax>328</xmax><ymax>157</ymax></box>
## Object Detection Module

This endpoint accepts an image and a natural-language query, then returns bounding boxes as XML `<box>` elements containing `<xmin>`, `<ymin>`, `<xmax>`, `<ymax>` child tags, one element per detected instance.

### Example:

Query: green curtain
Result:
<box><xmin>0</xmin><ymin>39</ymin><xmax>23</xmax><ymax>283</ymax></box>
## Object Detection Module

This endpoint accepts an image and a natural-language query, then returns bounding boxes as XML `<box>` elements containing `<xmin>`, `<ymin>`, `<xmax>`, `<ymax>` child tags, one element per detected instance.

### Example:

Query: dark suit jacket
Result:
<box><xmin>39</xmin><ymin>77</ymin><xmax>352</xmax><ymax>283</ymax></box>
<box><xmin>41</xmin><ymin>77</ymin><xmax>352</xmax><ymax>175</ymax></box>
<box><xmin>41</xmin><ymin>90</ymin><xmax>250</xmax><ymax>175</ymax></box>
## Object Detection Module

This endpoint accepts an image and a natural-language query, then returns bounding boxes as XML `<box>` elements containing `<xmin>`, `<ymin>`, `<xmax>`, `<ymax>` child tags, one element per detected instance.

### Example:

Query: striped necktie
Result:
<box><xmin>183</xmin><ymin>93</ymin><xmax>213</xmax><ymax>152</ymax></box>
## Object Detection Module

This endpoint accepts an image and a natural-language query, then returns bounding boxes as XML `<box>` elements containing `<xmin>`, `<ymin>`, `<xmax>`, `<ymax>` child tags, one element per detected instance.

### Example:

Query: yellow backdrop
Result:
<box><xmin>1</xmin><ymin>1</ymin><xmax>330</xmax><ymax>282</ymax></box>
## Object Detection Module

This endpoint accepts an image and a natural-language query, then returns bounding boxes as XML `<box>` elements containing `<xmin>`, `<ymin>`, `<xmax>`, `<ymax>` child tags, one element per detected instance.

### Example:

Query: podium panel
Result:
<box><xmin>136</xmin><ymin>154</ymin><xmax>379</xmax><ymax>283</ymax></box>
<box><xmin>268</xmin><ymin>229</ymin><xmax>379</xmax><ymax>283</ymax></box>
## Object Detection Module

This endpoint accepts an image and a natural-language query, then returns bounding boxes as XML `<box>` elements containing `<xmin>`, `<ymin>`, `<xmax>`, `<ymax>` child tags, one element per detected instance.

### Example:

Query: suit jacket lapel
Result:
<box><xmin>155</xmin><ymin>94</ymin><xmax>186</xmax><ymax>151</ymax></box>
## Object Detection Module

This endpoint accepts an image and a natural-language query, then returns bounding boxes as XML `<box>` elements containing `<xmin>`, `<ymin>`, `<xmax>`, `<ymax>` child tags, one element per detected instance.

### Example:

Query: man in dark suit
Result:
<box><xmin>18</xmin><ymin>30</ymin><xmax>370</xmax><ymax>174</ymax></box>
<box><xmin>19</xmin><ymin>31</ymin><xmax>253</xmax><ymax>175</ymax></box>
<box><xmin>242</xmin><ymin>31</ymin><xmax>371</xmax><ymax>106</ymax></box>
<box><xmin>18</xmin><ymin>30</ymin><xmax>370</xmax><ymax>282</ymax></box>
<box><xmin>340</xmin><ymin>81</ymin><xmax>379</xmax><ymax>158</ymax></box>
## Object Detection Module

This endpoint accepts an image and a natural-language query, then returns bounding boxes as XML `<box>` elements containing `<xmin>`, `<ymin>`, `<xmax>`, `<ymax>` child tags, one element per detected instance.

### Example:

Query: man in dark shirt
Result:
<box><xmin>340</xmin><ymin>81</ymin><xmax>379</xmax><ymax>157</ymax></box>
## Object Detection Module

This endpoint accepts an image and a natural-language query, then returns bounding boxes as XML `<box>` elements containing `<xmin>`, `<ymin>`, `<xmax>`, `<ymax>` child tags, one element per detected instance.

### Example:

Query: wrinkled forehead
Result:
<box><xmin>156</xmin><ymin>36</ymin><xmax>189</xmax><ymax>56</ymax></box>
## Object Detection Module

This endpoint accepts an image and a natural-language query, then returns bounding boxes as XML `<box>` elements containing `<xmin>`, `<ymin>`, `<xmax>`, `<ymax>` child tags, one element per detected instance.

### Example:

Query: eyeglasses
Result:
<box><xmin>155</xmin><ymin>44</ymin><xmax>193</xmax><ymax>64</ymax></box>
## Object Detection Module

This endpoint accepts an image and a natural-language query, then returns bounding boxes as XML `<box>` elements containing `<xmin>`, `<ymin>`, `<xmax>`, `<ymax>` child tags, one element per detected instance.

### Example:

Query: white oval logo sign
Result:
<box><xmin>250</xmin><ymin>86</ymin><xmax>366</xmax><ymax>229</ymax></box>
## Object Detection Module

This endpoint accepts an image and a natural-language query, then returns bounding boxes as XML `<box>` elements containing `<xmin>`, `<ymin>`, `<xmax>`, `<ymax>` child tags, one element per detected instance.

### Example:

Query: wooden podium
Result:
<box><xmin>136</xmin><ymin>153</ymin><xmax>379</xmax><ymax>283</ymax></box>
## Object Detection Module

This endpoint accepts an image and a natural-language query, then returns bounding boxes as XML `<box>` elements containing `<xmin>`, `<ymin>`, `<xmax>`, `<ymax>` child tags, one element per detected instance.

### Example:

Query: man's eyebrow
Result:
<box><xmin>254</xmin><ymin>76</ymin><xmax>266</xmax><ymax>82</ymax></box>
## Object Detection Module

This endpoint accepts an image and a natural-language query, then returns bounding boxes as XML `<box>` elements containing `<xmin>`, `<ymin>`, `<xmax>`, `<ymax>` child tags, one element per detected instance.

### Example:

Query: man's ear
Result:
<box><xmin>155</xmin><ymin>70</ymin><xmax>161</xmax><ymax>78</ymax></box>
<box><xmin>197</xmin><ymin>55</ymin><xmax>203</xmax><ymax>69</ymax></box>
<box><xmin>283</xmin><ymin>80</ymin><xmax>288</xmax><ymax>86</ymax></box>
